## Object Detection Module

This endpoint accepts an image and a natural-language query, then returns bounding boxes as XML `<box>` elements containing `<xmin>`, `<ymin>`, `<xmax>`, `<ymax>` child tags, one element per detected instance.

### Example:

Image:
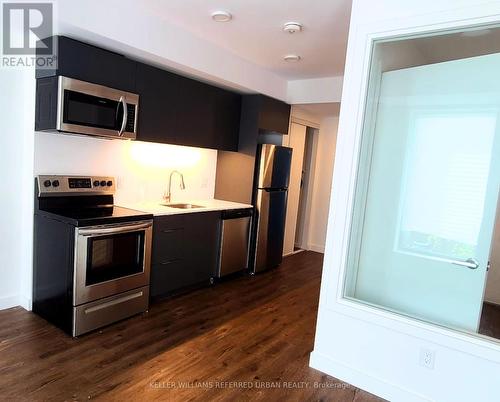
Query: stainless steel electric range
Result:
<box><xmin>33</xmin><ymin>175</ymin><xmax>153</xmax><ymax>336</ymax></box>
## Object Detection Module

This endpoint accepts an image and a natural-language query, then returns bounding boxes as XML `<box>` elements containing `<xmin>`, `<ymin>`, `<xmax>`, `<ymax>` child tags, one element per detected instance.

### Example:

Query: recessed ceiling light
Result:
<box><xmin>211</xmin><ymin>11</ymin><xmax>232</xmax><ymax>22</ymax></box>
<box><xmin>283</xmin><ymin>22</ymin><xmax>303</xmax><ymax>34</ymax></box>
<box><xmin>284</xmin><ymin>54</ymin><xmax>301</xmax><ymax>62</ymax></box>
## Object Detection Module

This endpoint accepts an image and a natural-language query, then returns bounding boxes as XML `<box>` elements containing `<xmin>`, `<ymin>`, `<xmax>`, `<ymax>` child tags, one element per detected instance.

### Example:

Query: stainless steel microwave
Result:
<box><xmin>56</xmin><ymin>76</ymin><xmax>139</xmax><ymax>140</ymax></box>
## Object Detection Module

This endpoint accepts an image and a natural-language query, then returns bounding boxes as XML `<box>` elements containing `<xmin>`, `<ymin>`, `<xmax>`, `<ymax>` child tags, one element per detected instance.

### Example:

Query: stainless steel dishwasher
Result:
<box><xmin>217</xmin><ymin>208</ymin><xmax>253</xmax><ymax>277</ymax></box>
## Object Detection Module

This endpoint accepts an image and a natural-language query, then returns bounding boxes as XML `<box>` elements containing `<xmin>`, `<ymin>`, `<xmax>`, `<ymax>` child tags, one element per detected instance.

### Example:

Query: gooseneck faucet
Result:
<box><xmin>164</xmin><ymin>170</ymin><xmax>185</xmax><ymax>203</ymax></box>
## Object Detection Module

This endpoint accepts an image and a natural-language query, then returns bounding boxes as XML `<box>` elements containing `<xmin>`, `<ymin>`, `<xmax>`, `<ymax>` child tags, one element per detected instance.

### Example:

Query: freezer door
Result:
<box><xmin>254</xmin><ymin>189</ymin><xmax>288</xmax><ymax>272</ymax></box>
<box><xmin>256</xmin><ymin>144</ymin><xmax>292</xmax><ymax>190</ymax></box>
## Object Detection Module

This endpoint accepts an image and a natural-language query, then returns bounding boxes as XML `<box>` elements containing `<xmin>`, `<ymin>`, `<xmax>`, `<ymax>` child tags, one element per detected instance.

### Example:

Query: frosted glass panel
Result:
<box><xmin>397</xmin><ymin>113</ymin><xmax>496</xmax><ymax>261</ymax></box>
<box><xmin>343</xmin><ymin>37</ymin><xmax>500</xmax><ymax>338</ymax></box>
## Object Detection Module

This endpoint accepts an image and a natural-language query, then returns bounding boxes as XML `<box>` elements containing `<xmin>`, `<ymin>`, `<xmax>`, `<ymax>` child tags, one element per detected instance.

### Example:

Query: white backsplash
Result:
<box><xmin>34</xmin><ymin>132</ymin><xmax>218</xmax><ymax>204</ymax></box>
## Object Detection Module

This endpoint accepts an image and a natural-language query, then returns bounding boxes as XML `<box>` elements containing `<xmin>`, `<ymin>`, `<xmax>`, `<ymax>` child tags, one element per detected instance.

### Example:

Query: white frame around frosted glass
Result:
<box><xmin>320</xmin><ymin>14</ymin><xmax>500</xmax><ymax>356</ymax></box>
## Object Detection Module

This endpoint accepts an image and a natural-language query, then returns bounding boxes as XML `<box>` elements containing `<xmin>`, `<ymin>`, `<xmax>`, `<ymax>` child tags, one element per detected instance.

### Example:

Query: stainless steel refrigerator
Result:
<box><xmin>251</xmin><ymin>144</ymin><xmax>293</xmax><ymax>273</ymax></box>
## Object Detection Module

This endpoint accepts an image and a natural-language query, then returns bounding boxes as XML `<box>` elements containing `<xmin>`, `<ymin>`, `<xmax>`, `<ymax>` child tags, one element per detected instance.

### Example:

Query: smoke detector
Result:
<box><xmin>284</xmin><ymin>54</ymin><xmax>301</xmax><ymax>62</ymax></box>
<box><xmin>211</xmin><ymin>11</ymin><xmax>232</xmax><ymax>22</ymax></box>
<box><xmin>283</xmin><ymin>22</ymin><xmax>303</xmax><ymax>34</ymax></box>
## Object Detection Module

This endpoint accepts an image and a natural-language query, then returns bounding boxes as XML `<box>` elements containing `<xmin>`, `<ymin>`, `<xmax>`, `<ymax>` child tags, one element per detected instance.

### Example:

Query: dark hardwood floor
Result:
<box><xmin>479</xmin><ymin>302</ymin><xmax>500</xmax><ymax>339</ymax></box>
<box><xmin>0</xmin><ymin>251</ymin><xmax>384</xmax><ymax>401</ymax></box>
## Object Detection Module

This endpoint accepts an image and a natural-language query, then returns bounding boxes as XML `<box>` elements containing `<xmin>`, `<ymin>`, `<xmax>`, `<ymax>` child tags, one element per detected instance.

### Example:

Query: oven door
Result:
<box><xmin>74</xmin><ymin>221</ymin><xmax>152</xmax><ymax>305</ymax></box>
<box><xmin>57</xmin><ymin>76</ymin><xmax>139</xmax><ymax>140</ymax></box>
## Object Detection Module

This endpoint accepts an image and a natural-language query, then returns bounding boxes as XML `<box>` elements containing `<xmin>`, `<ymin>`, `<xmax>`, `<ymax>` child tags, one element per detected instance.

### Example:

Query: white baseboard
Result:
<box><xmin>283</xmin><ymin>249</ymin><xmax>306</xmax><ymax>257</ymax></box>
<box><xmin>309</xmin><ymin>350</ymin><xmax>431</xmax><ymax>402</ymax></box>
<box><xmin>307</xmin><ymin>243</ymin><xmax>325</xmax><ymax>253</ymax></box>
<box><xmin>0</xmin><ymin>295</ymin><xmax>20</xmax><ymax>310</ymax></box>
<box><xmin>19</xmin><ymin>296</ymin><xmax>32</xmax><ymax>311</ymax></box>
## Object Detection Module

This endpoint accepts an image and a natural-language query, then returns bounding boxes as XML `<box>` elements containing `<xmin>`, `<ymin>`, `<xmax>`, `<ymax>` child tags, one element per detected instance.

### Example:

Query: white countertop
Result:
<box><xmin>118</xmin><ymin>199</ymin><xmax>253</xmax><ymax>216</ymax></box>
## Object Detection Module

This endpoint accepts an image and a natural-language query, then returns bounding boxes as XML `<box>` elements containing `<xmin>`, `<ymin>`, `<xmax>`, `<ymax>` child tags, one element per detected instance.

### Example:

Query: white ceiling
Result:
<box><xmin>142</xmin><ymin>0</ymin><xmax>352</xmax><ymax>80</ymax></box>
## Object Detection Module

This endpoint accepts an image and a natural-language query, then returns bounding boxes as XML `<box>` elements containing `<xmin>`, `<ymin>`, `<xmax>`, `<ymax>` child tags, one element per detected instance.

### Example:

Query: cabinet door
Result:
<box><xmin>257</xmin><ymin>95</ymin><xmax>291</xmax><ymax>134</ymax></box>
<box><xmin>151</xmin><ymin>260</ymin><xmax>187</xmax><ymax>297</ymax></box>
<box><xmin>185</xmin><ymin>212</ymin><xmax>221</xmax><ymax>280</ymax></box>
<box><xmin>175</xmin><ymin>77</ymin><xmax>216</xmax><ymax>148</ymax></box>
<box><xmin>150</xmin><ymin>212</ymin><xmax>221</xmax><ymax>298</ymax></box>
<box><xmin>135</xmin><ymin>63</ymin><xmax>181</xmax><ymax>144</ymax></box>
<box><xmin>214</xmin><ymin>88</ymin><xmax>241</xmax><ymax>151</ymax></box>
<box><xmin>36</xmin><ymin>36</ymin><xmax>137</xmax><ymax>92</ymax></box>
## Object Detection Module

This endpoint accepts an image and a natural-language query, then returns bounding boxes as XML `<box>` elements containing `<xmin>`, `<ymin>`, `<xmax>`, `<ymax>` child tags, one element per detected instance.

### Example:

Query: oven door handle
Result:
<box><xmin>78</xmin><ymin>221</ymin><xmax>152</xmax><ymax>237</ymax></box>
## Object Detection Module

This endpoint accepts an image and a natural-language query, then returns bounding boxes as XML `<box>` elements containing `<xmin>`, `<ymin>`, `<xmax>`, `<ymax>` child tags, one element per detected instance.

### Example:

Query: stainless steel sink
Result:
<box><xmin>160</xmin><ymin>203</ymin><xmax>204</xmax><ymax>209</ymax></box>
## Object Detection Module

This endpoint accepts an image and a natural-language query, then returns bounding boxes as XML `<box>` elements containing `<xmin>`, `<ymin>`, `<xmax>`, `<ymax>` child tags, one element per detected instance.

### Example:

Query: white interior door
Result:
<box><xmin>283</xmin><ymin>122</ymin><xmax>307</xmax><ymax>256</ymax></box>
<box><xmin>348</xmin><ymin>53</ymin><xmax>500</xmax><ymax>332</ymax></box>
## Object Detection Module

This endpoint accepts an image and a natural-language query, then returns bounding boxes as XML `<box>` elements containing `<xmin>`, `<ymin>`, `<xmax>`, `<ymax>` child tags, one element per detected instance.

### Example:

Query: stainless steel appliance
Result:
<box><xmin>55</xmin><ymin>76</ymin><xmax>139</xmax><ymax>139</ymax></box>
<box><xmin>251</xmin><ymin>144</ymin><xmax>293</xmax><ymax>273</ymax></box>
<box><xmin>33</xmin><ymin>175</ymin><xmax>153</xmax><ymax>336</ymax></box>
<box><xmin>217</xmin><ymin>209</ymin><xmax>253</xmax><ymax>278</ymax></box>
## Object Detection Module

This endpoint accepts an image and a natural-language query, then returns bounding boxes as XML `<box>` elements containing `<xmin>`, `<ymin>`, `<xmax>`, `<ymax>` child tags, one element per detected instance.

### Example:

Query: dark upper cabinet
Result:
<box><xmin>36</xmin><ymin>36</ymin><xmax>137</xmax><ymax>92</ymax></box>
<box><xmin>174</xmin><ymin>75</ymin><xmax>217</xmax><ymax>149</ymax></box>
<box><xmin>248</xmin><ymin>94</ymin><xmax>291</xmax><ymax>135</ymax></box>
<box><xmin>35</xmin><ymin>36</ymin><xmax>243</xmax><ymax>150</ymax></box>
<box><xmin>214</xmin><ymin>87</ymin><xmax>242</xmax><ymax>151</ymax></box>
<box><xmin>137</xmin><ymin>66</ymin><xmax>241</xmax><ymax>151</ymax></box>
<box><xmin>135</xmin><ymin>63</ymin><xmax>181</xmax><ymax>145</ymax></box>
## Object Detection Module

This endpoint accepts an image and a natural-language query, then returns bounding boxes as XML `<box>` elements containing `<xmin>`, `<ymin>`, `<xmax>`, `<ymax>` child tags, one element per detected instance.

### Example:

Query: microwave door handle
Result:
<box><xmin>118</xmin><ymin>96</ymin><xmax>128</xmax><ymax>136</ymax></box>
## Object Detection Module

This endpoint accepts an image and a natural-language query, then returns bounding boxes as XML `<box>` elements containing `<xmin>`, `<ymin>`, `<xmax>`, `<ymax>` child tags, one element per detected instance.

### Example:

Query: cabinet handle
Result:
<box><xmin>161</xmin><ymin>228</ymin><xmax>182</xmax><ymax>233</ymax></box>
<box><xmin>160</xmin><ymin>259</ymin><xmax>181</xmax><ymax>265</ymax></box>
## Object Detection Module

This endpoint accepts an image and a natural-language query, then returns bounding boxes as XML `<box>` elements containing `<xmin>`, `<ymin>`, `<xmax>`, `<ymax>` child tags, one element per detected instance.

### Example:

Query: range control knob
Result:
<box><xmin>106</xmin><ymin>180</ymin><xmax>113</xmax><ymax>187</ymax></box>
<box><xmin>93</xmin><ymin>180</ymin><xmax>100</xmax><ymax>187</ymax></box>
<box><xmin>52</xmin><ymin>180</ymin><xmax>60</xmax><ymax>187</ymax></box>
<box><xmin>43</xmin><ymin>180</ymin><xmax>51</xmax><ymax>188</ymax></box>
<box><xmin>100</xmin><ymin>180</ymin><xmax>107</xmax><ymax>187</ymax></box>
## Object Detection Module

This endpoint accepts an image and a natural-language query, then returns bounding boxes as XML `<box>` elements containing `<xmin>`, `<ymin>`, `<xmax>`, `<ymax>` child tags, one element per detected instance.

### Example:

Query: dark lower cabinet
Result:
<box><xmin>150</xmin><ymin>212</ymin><xmax>220</xmax><ymax>298</ymax></box>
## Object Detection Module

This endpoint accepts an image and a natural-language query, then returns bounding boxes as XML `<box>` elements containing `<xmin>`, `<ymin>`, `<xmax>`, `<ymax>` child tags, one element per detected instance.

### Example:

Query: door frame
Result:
<box><xmin>283</xmin><ymin>119</ymin><xmax>320</xmax><ymax>255</ymax></box>
<box><xmin>294</xmin><ymin>126</ymin><xmax>319</xmax><ymax>251</ymax></box>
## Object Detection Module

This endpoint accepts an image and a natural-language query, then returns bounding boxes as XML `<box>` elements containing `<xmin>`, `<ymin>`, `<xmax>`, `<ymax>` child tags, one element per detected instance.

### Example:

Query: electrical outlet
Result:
<box><xmin>419</xmin><ymin>348</ymin><xmax>435</xmax><ymax>369</ymax></box>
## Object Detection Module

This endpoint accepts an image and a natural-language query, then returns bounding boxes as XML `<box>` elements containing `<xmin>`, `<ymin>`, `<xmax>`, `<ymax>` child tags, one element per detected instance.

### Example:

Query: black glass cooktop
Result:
<box><xmin>39</xmin><ymin>205</ymin><xmax>152</xmax><ymax>227</ymax></box>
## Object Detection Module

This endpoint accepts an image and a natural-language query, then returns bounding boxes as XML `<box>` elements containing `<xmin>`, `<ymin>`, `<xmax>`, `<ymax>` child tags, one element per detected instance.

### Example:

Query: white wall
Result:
<box><xmin>310</xmin><ymin>1</ymin><xmax>500</xmax><ymax>402</ymax></box>
<box><xmin>0</xmin><ymin>67</ymin><xmax>35</xmax><ymax>310</ymax></box>
<box><xmin>287</xmin><ymin>76</ymin><xmax>343</xmax><ymax>104</ymax></box>
<box><xmin>34</xmin><ymin>133</ymin><xmax>217</xmax><ymax>205</ymax></box>
<box><xmin>0</xmin><ymin>70</ymin><xmax>25</xmax><ymax>309</ymax></box>
<box><xmin>307</xmin><ymin>117</ymin><xmax>339</xmax><ymax>253</ymax></box>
